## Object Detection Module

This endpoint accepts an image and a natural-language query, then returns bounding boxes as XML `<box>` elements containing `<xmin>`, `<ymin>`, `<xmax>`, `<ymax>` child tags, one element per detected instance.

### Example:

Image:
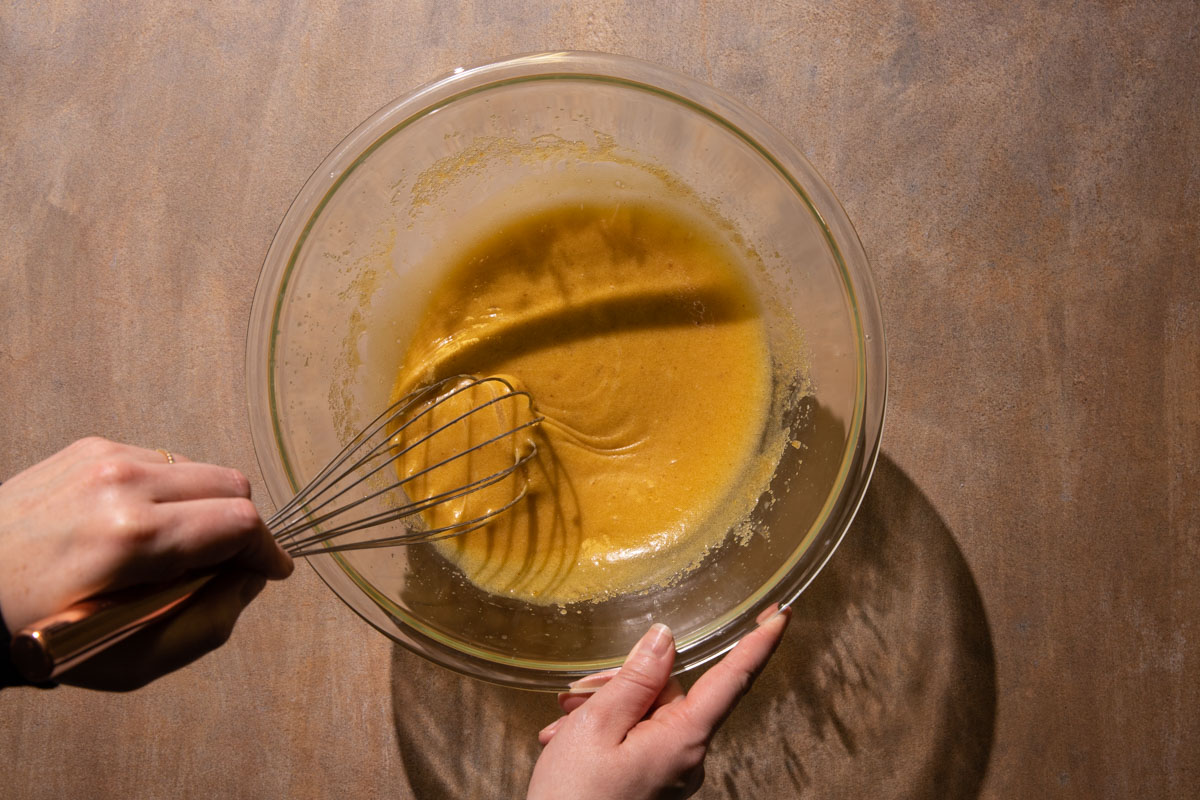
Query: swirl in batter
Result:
<box><xmin>391</xmin><ymin>199</ymin><xmax>774</xmax><ymax>605</ymax></box>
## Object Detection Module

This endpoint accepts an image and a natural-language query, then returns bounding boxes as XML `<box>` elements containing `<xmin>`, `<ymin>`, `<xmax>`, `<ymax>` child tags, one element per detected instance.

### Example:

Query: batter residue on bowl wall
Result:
<box><xmin>391</xmin><ymin>196</ymin><xmax>784</xmax><ymax>605</ymax></box>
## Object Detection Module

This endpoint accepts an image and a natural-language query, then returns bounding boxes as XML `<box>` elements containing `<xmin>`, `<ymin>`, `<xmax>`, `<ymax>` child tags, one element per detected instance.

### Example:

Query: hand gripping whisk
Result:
<box><xmin>10</xmin><ymin>375</ymin><xmax>542</xmax><ymax>682</ymax></box>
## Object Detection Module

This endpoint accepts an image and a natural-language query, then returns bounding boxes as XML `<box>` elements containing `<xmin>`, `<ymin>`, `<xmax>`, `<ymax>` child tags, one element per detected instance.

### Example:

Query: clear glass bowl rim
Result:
<box><xmin>245</xmin><ymin>50</ymin><xmax>888</xmax><ymax>690</ymax></box>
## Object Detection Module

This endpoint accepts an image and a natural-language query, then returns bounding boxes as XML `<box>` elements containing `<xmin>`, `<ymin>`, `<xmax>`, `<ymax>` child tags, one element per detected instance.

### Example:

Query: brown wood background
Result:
<box><xmin>2</xmin><ymin>2</ymin><xmax>1196</xmax><ymax>798</ymax></box>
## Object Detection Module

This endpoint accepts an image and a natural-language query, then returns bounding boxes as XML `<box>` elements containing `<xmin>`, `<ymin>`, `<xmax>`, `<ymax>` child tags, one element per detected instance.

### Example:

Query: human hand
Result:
<box><xmin>527</xmin><ymin>605</ymin><xmax>791</xmax><ymax>800</ymax></box>
<box><xmin>0</xmin><ymin>437</ymin><xmax>292</xmax><ymax>689</ymax></box>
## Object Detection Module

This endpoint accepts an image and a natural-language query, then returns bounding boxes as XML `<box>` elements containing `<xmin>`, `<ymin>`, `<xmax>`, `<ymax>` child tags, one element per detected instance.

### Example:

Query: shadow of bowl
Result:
<box><xmin>388</xmin><ymin>454</ymin><xmax>996</xmax><ymax>799</ymax></box>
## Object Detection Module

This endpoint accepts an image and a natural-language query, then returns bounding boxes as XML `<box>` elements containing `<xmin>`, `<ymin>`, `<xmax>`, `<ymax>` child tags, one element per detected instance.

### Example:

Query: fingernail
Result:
<box><xmin>539</xmin><ymin>717</ymin><xmax>564</xmax><ymax>739</ymax></box>
<box><xmin>756</xmin><ymin>605</ymin><xmax>792</xmax><ymax>630</ymax></box>
<box><xmin>634</xmin><ymin>623</ymin><xmax>673</xmax><ymax>659</ymax></box>
<box><xmin>755</xmin><ymin>603</ymin><xmax>780</xmax><ymax>625</ymax></box>
<box><xmin>566</xmin><ymin>667</ymin><xmax>621</xmax><ymax>694</ymax></box>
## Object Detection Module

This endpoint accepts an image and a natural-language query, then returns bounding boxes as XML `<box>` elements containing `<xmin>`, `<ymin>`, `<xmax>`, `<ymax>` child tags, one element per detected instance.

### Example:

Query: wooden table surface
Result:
<box><xmin>2</xmin><ymin>2</ymin><xmax>1196</xmax><ymax>798</ymax></box>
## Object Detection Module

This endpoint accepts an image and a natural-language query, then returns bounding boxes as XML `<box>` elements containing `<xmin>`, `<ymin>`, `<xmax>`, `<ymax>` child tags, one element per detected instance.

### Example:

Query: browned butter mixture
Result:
<box><xmin>391</xmin><ymin>198</ymin><xmax>775</xmax><ymax>604</ymax></box>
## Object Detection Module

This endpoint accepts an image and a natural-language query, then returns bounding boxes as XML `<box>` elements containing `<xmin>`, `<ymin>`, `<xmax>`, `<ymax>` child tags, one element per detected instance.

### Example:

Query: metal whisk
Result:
<box><xmin>272</xmin><ymin>374</ymin><xmax>542</xmax><ymax>557</ymax></box>
<box><xmin>11</xmin><ymin>375</ymin><xmax>542</xmax><ymax>682</ymax></box>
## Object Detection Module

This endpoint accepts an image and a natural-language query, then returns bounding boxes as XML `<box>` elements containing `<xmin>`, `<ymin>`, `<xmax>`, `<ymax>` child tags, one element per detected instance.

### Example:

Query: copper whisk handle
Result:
<box><xmin>9</xmin><ymin>574</ymin><xmax>215</xmax><ymax>683</ymax></box>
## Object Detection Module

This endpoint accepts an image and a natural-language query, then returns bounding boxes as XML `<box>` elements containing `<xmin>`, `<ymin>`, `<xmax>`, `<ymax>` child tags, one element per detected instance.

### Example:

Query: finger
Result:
<box><xmin>139</xmin><ymin>463</ymin><xmax>252</xmax><ymax>503</ymax></box>
<box><xmin>558</xmin><ymin>671</ymin><xmax>681</xmax><ymax>718</ymax></box>
<box><xmin>58</xmin><ymin>570</ymin><xmax>266</xmax><ymax>691</ymax></box>
<box><xmin>574</xmin><ymin>623</ymin><xmax>675</xmax><ymax>744</ymax></box>
<box><xmin>147</xmin><ymin>450</ymin><xmax>192</xmax><ymax>464</ymax></box>
<box><xmin>151</xmin><ymin>498</ymin><xmax>294</xmax><ymax>579</ymax></box>
<box><xmin>682</xmin><ymin>607</ymin><xmax>791</xmax><ymax>737</ymax></box>
<box><xmin>651</xmin><ymin>677</ymin><xmax>686</xmax><ymax>710</ymax></box>
<box><xmin>558</xmin><ymin>693</ymin><xmax>589</xmax><ymax>714</ymax></box>
<box><xmin>537</xmin><ymin>715</ymin><xmax>566</xmax><ymax>746</ymax></box>
<box><xmin>104</xmin><ymin>441</ymin><xmax>192</xmax><ymax>465</ymax></box>
<box><xmin>563</xmin><ymin>666</ymin><xmax>621</xmax><ymax>698</ymax></box>
<box><xmin>92</xmin><ymin>443</ymin><xmax>251</xmax><ymax>502</ymax></box>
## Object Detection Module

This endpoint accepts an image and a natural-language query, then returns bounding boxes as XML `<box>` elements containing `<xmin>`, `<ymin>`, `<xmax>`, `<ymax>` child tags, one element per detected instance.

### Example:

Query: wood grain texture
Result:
<box><xmin>1</xmin><ymin>1</ymin><xmax>1197</xmax><ymax>798</ymax></box>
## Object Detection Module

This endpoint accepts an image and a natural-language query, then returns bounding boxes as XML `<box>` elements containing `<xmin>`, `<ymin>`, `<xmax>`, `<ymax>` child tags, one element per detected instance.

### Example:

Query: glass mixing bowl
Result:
<box><xmin>246</xmin><ymin>51</ymin><xmax>886</xmax><ymax>691</ymax></box>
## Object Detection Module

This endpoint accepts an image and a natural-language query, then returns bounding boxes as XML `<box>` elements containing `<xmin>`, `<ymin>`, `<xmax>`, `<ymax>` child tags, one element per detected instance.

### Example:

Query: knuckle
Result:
<box><xmin>722</xmin><ymin>674</ymin><xmax>751</xmax><ymax>703</ymax></box>
<box><xmin>73</xmin><ymin>436</ymin><xmax>113</xmax><ymax>454</ymax></box>
<box><xmin>614</xmin><ymin>665</ymin><xmax>663</xmax><ymax>696</ymax></box>
<box><xmin>679</xmin><ymin>703</ymin><xmax>722</xmax><ymax>738</ymax></box>
<box><xmin>680</xmin><ymin>740</ymin><xmax>708</xmax><ymax>770</ymax></box>
<box><xmin>105</xmin><ymin>502</ymin><xmax>155</xmax><ymax>545</ymax></box>
<box><xmin>227</xmin><ymin>469</ymin><xmax>252</xmax><ymax>499</ymax></box>
<box><xmin>226</xmin><ymin>498</ymin><xmax>262</xmax><ymax>533</ymax></box>
<box><xmin>732</xmin><ymin>669</ymin><xmax>754</xmax><ymax>698</ymax></box>
<box><xmin>90</xmin><ymin>458</ymin><xmax>141</xmax><ymax>488</ymax></box>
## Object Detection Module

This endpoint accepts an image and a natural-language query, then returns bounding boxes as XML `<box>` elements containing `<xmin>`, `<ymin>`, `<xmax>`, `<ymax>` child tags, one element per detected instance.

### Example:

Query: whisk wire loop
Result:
<box><xmin>268</xmin><ymin>375</ymin><xmax>541</xmax><ymax>558</ymax></box>
<box><xmin>273</xmin><ymin>385</ymin><xmax>538</xmax><ymax>542</ymax></box>
<box><xmin>266</xmin><ymin>374</ymin><xmax>463</xmax><ymax>529</ymax></box>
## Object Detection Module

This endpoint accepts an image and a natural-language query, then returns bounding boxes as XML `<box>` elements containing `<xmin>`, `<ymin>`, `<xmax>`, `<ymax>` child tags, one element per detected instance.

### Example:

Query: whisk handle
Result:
<box><xmin>9</xmin><ymin>573</ymin><xmax>215</xmax><ymax>683</ymax></box>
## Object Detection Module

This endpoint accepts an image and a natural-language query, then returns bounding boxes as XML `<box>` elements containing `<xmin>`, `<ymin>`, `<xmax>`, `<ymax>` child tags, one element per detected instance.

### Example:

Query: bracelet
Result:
<box><xmin>0</xmin><ymin>615</ymin><xmax>22</xmax><ymax>688</ymax></box>
<box><xmin>0</xmin><ymin>610</ymin><xmax>57</xmax><ymax>690</ymax></box>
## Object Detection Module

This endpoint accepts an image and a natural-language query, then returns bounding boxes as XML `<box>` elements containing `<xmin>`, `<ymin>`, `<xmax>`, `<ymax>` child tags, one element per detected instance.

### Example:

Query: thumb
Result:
<box><xmin>578</xmin><ymin>623</ymin><xmax>675</xmax><ymax>744</ymax></box>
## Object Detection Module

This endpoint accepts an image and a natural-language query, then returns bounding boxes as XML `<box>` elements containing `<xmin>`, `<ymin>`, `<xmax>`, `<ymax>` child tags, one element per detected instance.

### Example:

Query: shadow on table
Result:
<box><xmin>699</xmin><ymin>454</ymin><xmax>996</xmax><ymax>798</ymax></box>
<box><xmin>388</xmin><ymin>455</ymin><xmax>996</xmax><ymax>799</ymax></box>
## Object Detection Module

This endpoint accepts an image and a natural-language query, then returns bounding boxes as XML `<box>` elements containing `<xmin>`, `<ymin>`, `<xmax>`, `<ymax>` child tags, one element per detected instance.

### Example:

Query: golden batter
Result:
<box><xmin>391</xmin><ymin>199</ymin><xmax>773</xmax><ymax>604</ymax></box>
